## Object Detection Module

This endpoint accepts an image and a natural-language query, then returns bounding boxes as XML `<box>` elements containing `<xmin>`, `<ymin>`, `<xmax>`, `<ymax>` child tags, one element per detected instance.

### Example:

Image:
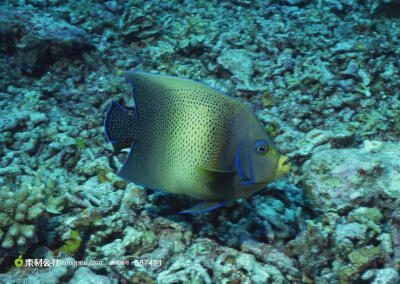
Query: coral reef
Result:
<box><xmin>0</xmin><ymin>0</ymin><xmax>400</xmax><ymax>282</ymax></box>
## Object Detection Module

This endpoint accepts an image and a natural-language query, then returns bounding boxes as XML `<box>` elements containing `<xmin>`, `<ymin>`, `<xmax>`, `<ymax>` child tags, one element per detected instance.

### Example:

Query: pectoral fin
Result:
<box><xmin>198</xmin><ymin>167</ymin><xmax>235</xmax><ymax>182</ymax></box>
<box><xmin>179</xmin><ymin>201</ymin><xmax>229</xmax><ymax>214</ymax></box>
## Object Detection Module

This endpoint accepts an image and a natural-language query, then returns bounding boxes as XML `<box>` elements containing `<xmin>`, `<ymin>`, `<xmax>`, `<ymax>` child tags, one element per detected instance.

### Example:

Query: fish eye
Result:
<box><xmin>254</xmin><ymin>140</ymin><xmax>268</xmax><ymax>154</ymax></box>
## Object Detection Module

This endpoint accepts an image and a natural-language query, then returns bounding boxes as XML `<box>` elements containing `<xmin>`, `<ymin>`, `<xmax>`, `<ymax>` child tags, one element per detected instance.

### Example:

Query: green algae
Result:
<box><xmin>265</xmin><ymin>123</ymin><xmax>278</xmax><ymax>137</ymax></box>
<box><xmin>348</xmin><ymin>246</ymin><xmax>381</xmax><ymax>269</ymax></box>
<box><xmin>97</xmin><ymin>169</ymin><xmax>110</xmax><ymax>183</ymax></box>
<box><xmin>130</xmin><ymin>271</ymin><xmax>155</xmax><ymax>284</ymax></box>
<box><xmin>75</xmin><ymin>137</ymin><xmax>86</xmax><ymax>149</ymax></box>
<box><xmin>340</xmin><ymin>245</ymin><xmax>382</xmax><ymax>283</ymax></box>
<box><xmin>56</xmin><ymin>230</ymin><xmax>82</xmax><ymax>255</ymax></box>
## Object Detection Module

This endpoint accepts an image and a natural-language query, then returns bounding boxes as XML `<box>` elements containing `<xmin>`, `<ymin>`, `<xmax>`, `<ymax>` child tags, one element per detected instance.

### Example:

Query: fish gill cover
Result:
<box><xmin>0</xmin><ymin>0</ymin><xmax>400</xmax><ymax>283</ymax></box>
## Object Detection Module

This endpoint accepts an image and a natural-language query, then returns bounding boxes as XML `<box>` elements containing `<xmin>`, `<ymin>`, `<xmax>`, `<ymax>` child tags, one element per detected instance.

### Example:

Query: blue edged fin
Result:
<box><xmin>179</xmin><ymin>201</ymin><xmax>229</xmax><ymax>214</ymax></box>
<box><xmin>104</xmin><ymin>100</ymin><xmax>136</xmax><ymax>143</ymax></box>
<box><xmin>117</xmin><ymin>140</ymin><xmax>136</xmax><ymax>183</ymax></box>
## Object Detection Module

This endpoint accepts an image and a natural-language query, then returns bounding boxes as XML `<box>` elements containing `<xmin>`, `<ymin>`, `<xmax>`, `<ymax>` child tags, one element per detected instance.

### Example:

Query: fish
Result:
<box><xmin>104</xmin><ymin>71</ymin><xmax>290</xmax><ymax>214</ymax></box>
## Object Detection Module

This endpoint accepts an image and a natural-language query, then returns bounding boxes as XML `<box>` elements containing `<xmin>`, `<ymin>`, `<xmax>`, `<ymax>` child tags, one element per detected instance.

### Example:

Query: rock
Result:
<box><xmin>78</xmin><ymin>177</ymin><xmax>123</xmax><ymax>213</ymax></box>
<box><xmin>287</xmin><ymin>220</ymin><xmax>332</xmax><ymax>277</ymax></box>
<box><xmin>303</xmin><ymin>140</ymin><xmax>400</xmax><ymax>212</ymax></box>
<box><xmin>157</xmin><ymin>254</ymin><xmax>212</xmax><ymax>284</ymax></box>
<box><xmin>213</xmin><ymin>249</ymin><xmax>284</xmax><ymax>283</ymax></box>
<box><xmin>0</xmin><ymin>109</ymin><xmax>30</xmax><ymax>132</ymax></box>
<box><xmin>287</xmin><ymin>129</ymin><xmax>355</xmax><ymax>160</ymax></box>
<box><xmin>121</xmin><ymin>226</ymin><xmax>157</xmax><ymax>255</ymax></box>
<box><xmin>240</xmin><ymin>239</ymin><xmax>300</xmax><ymax>277</ymax></box>
<box><xmin>342</xmin><ymin>60</ymin><xmax>360</xmax><ymax>79</ymax></box>
<box><xmin>48</xmin><ymin>133</ymin><xmax>76</xmax><ymax>151</ymax></box>
<box><xmin>372</xmin><ymin>268</ymin><xmax>399</xmax><ymax>284</ymax></box>
<box><xmin>252</xmin><ymin>195</ymin><xmax>299</xmax><ymax>239</ymax></box>
<box><xmin>217</xmin><ymin>49</ymin><xmax>253</xmax><ymax>83</ymax></box>
<box><xmin>335</xmin><ymin>222</ymin><xmax>367</xmax><ymax>242</ymax></box>
<box><xmin>366</xmin><ymin>0</ymin><xmax>400</xmax><ymax>15</ymax></box>
<box><xmin>0</xmin><ymin>257</ymin><xmax>75</xmax><ymax>284</ymax></box>
<box><xmin>68</xmin><ymin>267</ymin><xmax>111</xmax><ymax>284</ymax></box>
<box><xmin>279</xmin><ymin>0</ymin><xmax>308</xmax><ymax>5</ymax></box>
<box><xmin>104</xmin><ymin>1</ymin><xmax>120</xmax><ymax>12</ymax></box>
<box><xmin>0</xmin><ymin>7</ymin><xmax>92</xmax><ymax>75</ymax></box>
<box><xmin>331</xmin><ymin>40</ymin><xmax>358</xmax><ymax>54</ymax></box>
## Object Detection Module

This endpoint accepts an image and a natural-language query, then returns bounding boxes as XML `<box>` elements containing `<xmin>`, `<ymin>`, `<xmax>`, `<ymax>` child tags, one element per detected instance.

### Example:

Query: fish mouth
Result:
<box><xmin>275</xmin><ymin>155</ymin><xmax>290</xmax><ymax>179</ymax></box>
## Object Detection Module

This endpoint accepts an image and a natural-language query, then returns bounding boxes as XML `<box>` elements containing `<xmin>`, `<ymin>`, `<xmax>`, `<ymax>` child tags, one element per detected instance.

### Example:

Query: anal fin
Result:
<box><xmin>179</xmin><ymin>201</ymin><xmax>229</xmax><ymax>214</ymax></box>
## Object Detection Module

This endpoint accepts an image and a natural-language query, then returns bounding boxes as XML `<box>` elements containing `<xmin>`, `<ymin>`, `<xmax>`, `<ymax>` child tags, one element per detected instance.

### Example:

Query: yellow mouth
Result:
<box><xmin>275</xmin><ymin>155</ymin><xmax>290</xmax><ymax>179</ymax></box>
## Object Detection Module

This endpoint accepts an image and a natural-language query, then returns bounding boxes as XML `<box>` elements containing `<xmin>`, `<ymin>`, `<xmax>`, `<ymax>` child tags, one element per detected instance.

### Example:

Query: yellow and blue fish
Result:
<box><xmin>104</xmin><ymin>71</ymin><xmax>290</xmax><ymax>213</ymax></box>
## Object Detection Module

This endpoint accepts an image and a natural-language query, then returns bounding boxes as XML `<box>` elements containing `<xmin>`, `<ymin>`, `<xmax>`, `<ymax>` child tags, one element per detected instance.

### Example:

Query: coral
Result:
<box><xmin>0</xmin><ymin>182</ymin><xmax>44</xmax><ymax>251</ymax></box>
<box><xmin>347</xmin><ymin>207</ymin><xmax>382</xmax><ymax>235</ymax></box>
<box><xmin>45</xmin><ymin>195</ymin><xmax>65</xmax><ymax>215</ymax></box>
<box><xmin>149</xmin><ymin>41</ymin><xmax>176</xmax><ymax>70</ymax></box>
<box><xmin>119</xmin><ymin>1</ymin><xmax>161</xmax><ymax>42</ymax></box>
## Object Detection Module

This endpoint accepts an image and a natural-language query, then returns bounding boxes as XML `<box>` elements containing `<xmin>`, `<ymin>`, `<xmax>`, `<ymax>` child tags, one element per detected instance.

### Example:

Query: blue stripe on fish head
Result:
<box><xmin>240</xmin><ymin>149</ymin><xmax>255</xmax><ymax>185</ymax></box>
<box><xmin>233</xmin><ymin>112</ymin><xmax>284</xmax><ymax>187</ymax></box>
<box><xmin>234</xmin><ymin>144</ymin><xmax>255</xmax><ymax>185</ymax></box>
<box><xmin>234</xmin><ymin>144</ymin><xmax>247</xmax><ymax>180</ymax></box>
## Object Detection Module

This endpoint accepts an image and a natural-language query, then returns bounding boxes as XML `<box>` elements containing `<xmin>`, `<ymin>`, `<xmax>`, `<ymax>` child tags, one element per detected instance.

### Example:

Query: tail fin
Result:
<box><xmin>104</xmin><ymin>101</ymin><xmax>137</xmax><ymax>143</ymax></box>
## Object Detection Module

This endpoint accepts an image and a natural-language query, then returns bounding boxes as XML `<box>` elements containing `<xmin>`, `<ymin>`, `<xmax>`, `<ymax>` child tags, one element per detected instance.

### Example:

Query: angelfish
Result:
<box><xmin>104</xmin><ymin>71</ymin><xmax>290</xmax><ymax>213</ymax></box>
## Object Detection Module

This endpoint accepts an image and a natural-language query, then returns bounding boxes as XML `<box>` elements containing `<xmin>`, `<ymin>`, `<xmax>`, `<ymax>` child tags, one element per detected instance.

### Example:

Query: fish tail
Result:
<box><xmin>104</xmin><ymin>100</ymin><xmax>137</xmax><ymax>143</ymax></box>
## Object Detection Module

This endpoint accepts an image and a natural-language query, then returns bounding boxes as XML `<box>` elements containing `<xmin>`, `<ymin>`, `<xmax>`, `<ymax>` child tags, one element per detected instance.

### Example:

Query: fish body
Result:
<box><xmin>105</xmin><ymin>71</ymin><xmax>290</xmax><ymax>213</ymax></box>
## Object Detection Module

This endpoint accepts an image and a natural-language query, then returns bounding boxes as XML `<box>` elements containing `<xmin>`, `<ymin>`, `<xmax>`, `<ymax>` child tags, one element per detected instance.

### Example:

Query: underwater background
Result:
<box><xmin>1</xmin><ymin>0</ymin><xmax>400</xmax><ymax>283</ymax></box>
